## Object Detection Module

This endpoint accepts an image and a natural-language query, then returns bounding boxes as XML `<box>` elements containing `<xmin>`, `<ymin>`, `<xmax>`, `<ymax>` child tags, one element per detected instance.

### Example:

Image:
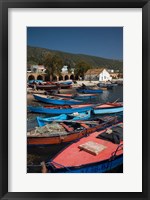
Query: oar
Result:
<box><xmin>113</xmin><ymin>98</ymin><xmax>120</xmax><ymax>103</ymax></box>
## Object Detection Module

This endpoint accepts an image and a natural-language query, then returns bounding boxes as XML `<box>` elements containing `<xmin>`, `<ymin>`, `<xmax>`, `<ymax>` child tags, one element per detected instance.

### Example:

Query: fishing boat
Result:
<box><xmin>33</xmin><ymin>94</ymin><xmax>82</xmax><ymax>105</ymax></box>
<box><xmin>37</xmin><ymin>110</ymin><xmax>91</xmax><ymax>127</ymax></box>
<box><xmin>58</xmin><ymin>84</ymin><xmax>72</xmax><ymax>89</ymax></box>
<box><xmin>28</xmin><ymin>80</ymin><xmax>43</xmax><ymax>84</ymax></box>
<box><xmin>45</xmin><ymin>123</ymin><xmax>123</xmax><ymax>173</ymax></box>
<box><xmin>76</xmin><ymin>88</ymin><xmax>103</xmax><ymax>94</ymax></box>
<box><xmin>28</xmin><ymin>104</ymin><xmax>93</xmax><ymax>114</ymax></box>
<box><xmin>93</xmin><ymin>102</ymin><xmax>123</xmax><ymax>114</ymax></box>
<box><xmin>97</xmin><ymin>83</ymin><xmax>113</xmax><ymax>90</ymax></box>
<box><xmin>55</xmin><ymin>93</ymin><xmax>98</xmax><ymax>100</ymax></box>
<box><xmin>29</xmin><ymin>84</ymin><xmax>59</xmax><ymax>91</ymax></box>
<box><xmin>57</xmin><ymin>80</ymin><xmax>73</xmax><ymax>85</ymax></box>
<box><xmin>27</xmin><ymin>115</ymin><xmax>119</xmax><ymax>145</ymax></box>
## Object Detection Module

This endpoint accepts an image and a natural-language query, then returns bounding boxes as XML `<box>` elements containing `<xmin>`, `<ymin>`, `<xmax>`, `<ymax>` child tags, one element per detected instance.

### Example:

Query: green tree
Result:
<box><xmin>43</xmin><ymin>53</ymin><xmax>63</xmax><ymax>81</ymax></box>
<box><xmin>63</xmin><ymin>58</ymin><xmax>72</xmax><ymax>73</ymax></box>
<box><xmin>51</xmin><ymin>55</ymin><xmax>63</xmax><ymax>76</ymax></box>
<box><xmin>74</xmin><ymin>61</ymin><xmax>90</xmax><ymax>80</ymax></box>
<box><xmin>43</xmin><ymin>52</ymin><xmax>53</xmax><ymax>81</ymax></box>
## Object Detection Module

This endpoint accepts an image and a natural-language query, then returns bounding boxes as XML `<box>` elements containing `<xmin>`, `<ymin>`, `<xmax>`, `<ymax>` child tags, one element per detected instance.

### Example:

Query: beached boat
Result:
<box><xmin>55</xmin><ymin>93</ymin><xmax>98</xmax><ymax>100</ymax></box>
<box><xmin>29</xmin><ymin>84</ymin><xmax>59</xmax><ymax>91</ymax></box>
<box><xmin>45</xmin><ymin>123</ymin><xmax>123</xmax><ymax>173</ymax></box>
<box><xmin>27</xmin><ymin>116</ymin><xmax>119</xmax><ymax>145</ymax></box>
<box><xmin>28</xmin><ymin>80</ymin><xmax>43</xmax><ymax>84</ymax></box>
<box><xmin>93</xmin><ymin>102</ymin><xmax>123</xmax><ymax>114</ymax></box>
<box><xmin>28</xmin><ymin>104</ymin><xmax>93</xmax><ymax>114</ymax></box>
<box><xmin>33</xmin><ymin>94</ymin><xmax>82</xmax><ymax>105</ymax></box>
<box><xmin>76</xmin><ymin>88</ymin><xmax>103</xmax><ymax>94</ymax></box>
<box><xmin>58</xmin><ymin>80</ymin><xmax>73</xmax><ymax>85</ymax></box>
<box><xmin>58</xmin><ymin>84</ymin><xmax>72</xmax><ymax>89</ymax></box>
<box><xmin>37</xmin><ymin>110</ymin><xmax>91</xmax><ymax>127</ymax></box>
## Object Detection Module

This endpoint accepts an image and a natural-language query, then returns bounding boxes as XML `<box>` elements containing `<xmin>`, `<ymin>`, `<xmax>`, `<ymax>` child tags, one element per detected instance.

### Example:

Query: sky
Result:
<box><xmin>27</xmin><ymin>27</ymin><xmax>123</xmax><ymax>60</ymax></box>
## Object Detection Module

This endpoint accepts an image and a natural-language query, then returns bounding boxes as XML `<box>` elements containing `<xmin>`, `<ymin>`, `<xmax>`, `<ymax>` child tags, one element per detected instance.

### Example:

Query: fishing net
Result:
<box><xmin>27</xmin><ymin>121</ymin><xmax>68</xmax><ymax>137</ymax></box>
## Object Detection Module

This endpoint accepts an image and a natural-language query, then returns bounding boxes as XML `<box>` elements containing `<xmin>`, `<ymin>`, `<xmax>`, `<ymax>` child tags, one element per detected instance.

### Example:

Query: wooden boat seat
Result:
<box><xmin>60</xmin><ymin>123</ymin><xmax>74</xmax><ymax>132</ymax></box>
<box><xmin>106</xmin><ymin>102</ymin><xmax>122</xmax><ymax>107</ymax></box>
<box><xmin>78</xmin><ymin>141</ymin><xmax>107</xmax><ymax>156</ymax></box>
<box><xmin>80</xmin><ymin>123</ymin><xmax>89</xmax><ymax>129</ymax></box>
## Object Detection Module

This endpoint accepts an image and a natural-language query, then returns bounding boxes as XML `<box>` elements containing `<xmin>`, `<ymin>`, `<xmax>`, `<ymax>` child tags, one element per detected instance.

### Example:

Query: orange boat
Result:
<box><xmin>27</xmin><ymin>116</ymin><xmax>119</xmax><ymax>146</ymax></box>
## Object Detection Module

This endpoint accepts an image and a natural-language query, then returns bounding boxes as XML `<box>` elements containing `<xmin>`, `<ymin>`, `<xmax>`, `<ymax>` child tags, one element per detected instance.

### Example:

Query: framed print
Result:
<box><xmin>0</xmin><ymin>0</ymin><xmax>150</xmax><ymax>199</ymax></box>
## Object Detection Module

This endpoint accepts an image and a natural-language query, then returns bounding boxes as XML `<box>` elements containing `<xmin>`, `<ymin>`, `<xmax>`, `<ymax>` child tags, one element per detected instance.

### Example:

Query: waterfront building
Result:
<box><xmin>84</xmin><ymin>68</ymin><xmax>112</xmax><ymax>82</ymax></box>
<box><xmin>27</xmin><ymin>65</ymin><xmax>47</xmax><ymax>81</ymax></box>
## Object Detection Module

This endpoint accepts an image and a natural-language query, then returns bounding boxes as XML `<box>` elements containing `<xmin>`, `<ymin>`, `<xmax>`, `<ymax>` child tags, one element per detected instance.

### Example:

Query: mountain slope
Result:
<box><xmin>27</xmin><ymin>46</ymin><xmax>123</xmax><ymax>72</ymax></box>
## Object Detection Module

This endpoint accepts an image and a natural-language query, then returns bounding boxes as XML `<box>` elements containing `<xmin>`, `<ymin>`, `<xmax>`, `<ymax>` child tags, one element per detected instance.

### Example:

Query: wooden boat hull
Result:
<box><xmin>28</xmin><ymin>105</ymin><xmax>93</xmax><ymax>114</ymax></box>
<box><xmin>37</xmin><ymin>114</ymin><xmax>67</xmax><ymax>127</ymax></box>
<box><xmin>47</xmin><ymin>123</ymin><xmax>123</xmax><ymax>173</ymax></box>
<box><xmin>93</xmin><ymin>107</ymin><xmax>123</xmax><ymax>114</ymax></box>
<box><xmin>33</xmin><ymin>94</ymin><xmax>81</xmax><ymax>105</ymax></box>
<box><xmin>76</xmin><ymin>88</ymin><xmax>103</xmax><ymax>94</ymax></box>
<box><xmin>29</xmin><ymin>84</ymin><xmax>59</xmax><ymax>90</ymax></box>
<box><xmin>55</xmin><ymin>93</ymin><xmax>98</xmax><ymax>100</ymax></box>
<box><xmin>97</xmin><ymin>83</ymin><xmax>114</xmax><ymax>89</ymax></box>
<box><xmin>59</xmin><ymin>84</ymin><xmax>72</xmax><ymax>89</ymax></box>
<box><xmin>27</xmin><ymin>117</ymin><xmax>119</xmax><ymax>145</ymax></box>
<box><xmin>37</xmin><ymin>111</ymin><xmax>91</xmax><ymax>127</ymax></box>
<box><xmin>48</xmin><ymin>154</ymin><xmax>123</xmax><ymax>173</ymax></box>
<box><xmin>58</xmin><ymin>80</ymin><xmax>72</xmax><ymax>85</ymax></box>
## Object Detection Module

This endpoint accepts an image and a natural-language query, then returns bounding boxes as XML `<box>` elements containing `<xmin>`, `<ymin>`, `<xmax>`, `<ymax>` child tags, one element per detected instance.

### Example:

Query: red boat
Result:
<box><xmin>47</xmin><ymin>123</ymin><xmax>123</xmax><ymax>173</ymax></box>
<box><xmin>58</xmin><ymin>84</ymin><xmax>72</xmax><ymax>89</ymax></box>
<box><xmin>29</xmin><ymin>83</ymin><xmax>59</xmax><ymax>91</ymax></box>
<box><xmin>27</xmin><ymin>116</ymin><xmax>118</xmax><ymax>146</ymax></box>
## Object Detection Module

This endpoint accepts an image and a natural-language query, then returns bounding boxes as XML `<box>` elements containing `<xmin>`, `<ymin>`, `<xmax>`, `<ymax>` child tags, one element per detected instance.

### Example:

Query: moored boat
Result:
<box><xmin>58</xmin><ymin>84</ymin><xmax>72</xmax><ymax>89</ymax></box>
<box><xmin>93</xmin><ymin>102</ymin><xmax>123</xmax><ymax>114</ymax></box>
<box><xmin>97</xmin><ymin>83</ymin><xmax>114</xmax><ymax>90</ymax></box>
<box><xmin>57</xmin><ymin>80</ymin><xmax>73</xmax><ymax>85</ymax></box>
<box><xmin>29</xmin><ymin>84</ymin><xmax>59</xmax><ymax>91</ymax></box>
<box><xmin>33</xmin><ymin>94</ymin><xmax>82</xmax><ymax>105</ymax></box>
<box><xmin>37</xmin><ymin>110</ymin><xmax>91</xmax><ymax>127</ymax></box>
<box><xmin>55</xmin><ymin>93</ymin><xmax>98</xmax><ymax>100</ymax></box>
<box><xmin>76</xmin><ymin>88</ymin><xmax>103</xmax><ymax>94</ymax></box>
<box><xmin>27</xmin><ymin>115</ymin><xmax>119</xmax><ymax>145</ymax></box>
<box><xmin>28</xmin><ymin>104</ymin><xmax>93</xmax><ymax>114</ymax></box>
<box><xmin>45</xmin><ymin>123</ymin><xmax>123</xmax><ymax>173</ymax></box>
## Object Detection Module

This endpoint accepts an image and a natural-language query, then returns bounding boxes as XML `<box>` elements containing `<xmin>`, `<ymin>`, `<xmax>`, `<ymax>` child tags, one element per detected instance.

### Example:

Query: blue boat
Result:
<box><xmin>76</xmin><ymin>88</ymin><xmax>103</xmax><ymax>94</ymax></box>
<box><xmin>58</xmin><ymin>80</ymin><xmax>72</xmax><ymax>85</ymax></box>
<box><xmin>74</xmin><ymin>93</ymin><xmax>98</xmax><ymax>100</ymax></box>
<box><xmin>28</xmin><ymin>104</ymin><xmax>93</xmax><ymax>114</ymax></box>
<box><xmin>37</xmin><ymin>110</ymin><xmax>91</xmax><ymax>127</ymax></box>
<box><xmin>33</xmin><ymin>94</ymin><xmax>82</xmax><ymax>105</ymax></box>
<box><xmin>47</xmin><ymin>154</ymin><xmax>123</xmax><ymax>173</ymax></box>
<box><xmin>93</xmin><ymin>102</ymin><xmax>123</xmax><ymax>114</ymax></box>
<box><xmin>55</xmin><ymin>93</ymin><xmax>98</xmax><ymax>100</ymax></box>
<box><xmin>28</xmin><ymin>80</ymin><xmax>43</xmax><ymax>84</ymax></box>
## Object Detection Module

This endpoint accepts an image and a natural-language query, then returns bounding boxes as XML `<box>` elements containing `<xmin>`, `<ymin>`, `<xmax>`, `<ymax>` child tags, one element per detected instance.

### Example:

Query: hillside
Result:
<box><xmin>27</xmin><ymin>46</ymin><xmax>123</xmax><ymax>72</ymax></box>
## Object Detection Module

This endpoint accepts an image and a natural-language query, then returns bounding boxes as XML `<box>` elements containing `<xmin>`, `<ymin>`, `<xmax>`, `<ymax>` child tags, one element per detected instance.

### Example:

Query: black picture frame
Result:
<box><xmin>0</xmin><ymin>0</ymin><xmax>149</xmax><ymax>199</ymax></box>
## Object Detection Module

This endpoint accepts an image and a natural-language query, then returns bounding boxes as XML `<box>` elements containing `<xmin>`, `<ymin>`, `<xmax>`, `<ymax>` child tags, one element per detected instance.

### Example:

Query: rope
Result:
<box><xmin>102</xmin><ymin>144</ymin><xmax>123</xmax><ymax>171</ymax></box>
<box><xmin>111</xmin><ymin>144</ymin><xmax>123</xmax><ymax>159</ymax></box>
<box><xmin>48</xmin><ymin>160</ymin><xmax>72</xmax><ymax>172</ymax></box>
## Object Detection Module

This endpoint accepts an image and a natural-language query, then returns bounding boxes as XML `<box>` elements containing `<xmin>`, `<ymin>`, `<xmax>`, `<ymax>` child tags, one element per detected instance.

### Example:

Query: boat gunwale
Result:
<box><xmin>49</xmin><ymin>153</ymin><xmax>123</xmax><ymax>172</ymax></box>
<box><xmin>27</xmin><ymin>117</ymin><xmax>119</xmax><ymax>140</ymax></box>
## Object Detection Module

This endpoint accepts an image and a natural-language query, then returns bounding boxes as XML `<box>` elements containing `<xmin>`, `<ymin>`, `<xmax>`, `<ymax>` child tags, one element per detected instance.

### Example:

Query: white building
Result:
<box><xmin>62</xmin><ymin>65</ymin><xmax>68</xmax><ymax>73</ymax></box>
<box><xmin>61</xmin><ymin>66</ymin><xmax>75</xmax><ymax>74</ymax></box>
<box><xmin>30</xmin><ymin>65</ymin><xmax>46</xmax><ymax>73</ymax></box>
<box><xmin>85</xmin><ymin>68</ymin><xmax>112</xmax><ymax>82</ymax></box>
